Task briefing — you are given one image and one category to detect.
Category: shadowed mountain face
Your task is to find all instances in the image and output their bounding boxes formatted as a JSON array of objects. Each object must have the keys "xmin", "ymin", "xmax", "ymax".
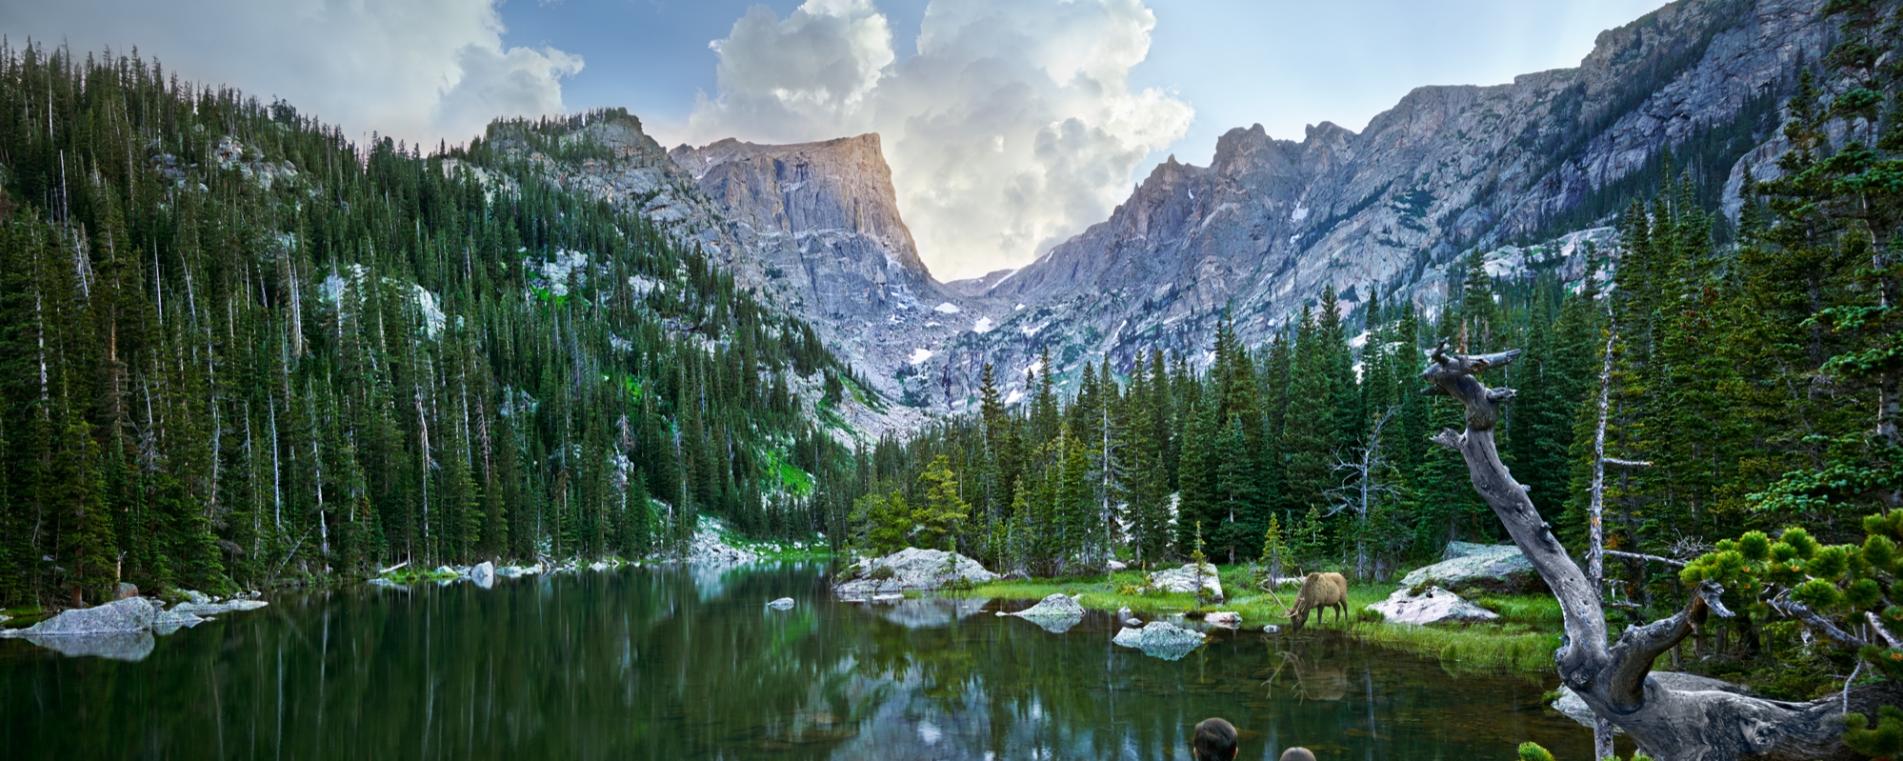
[{"xmin": 487, "ymin": 0, "xmax": 1837, "ymax": 425}]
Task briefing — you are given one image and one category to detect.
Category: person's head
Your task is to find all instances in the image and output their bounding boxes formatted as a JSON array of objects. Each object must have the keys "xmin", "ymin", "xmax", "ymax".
[
  {"xmin": 1191, "ymin": 718, "xmax": 1238, "ymax": 761},
  {"xmin": 1279, "ymin": 747, "xmax": 1317, "ymax": 761}
]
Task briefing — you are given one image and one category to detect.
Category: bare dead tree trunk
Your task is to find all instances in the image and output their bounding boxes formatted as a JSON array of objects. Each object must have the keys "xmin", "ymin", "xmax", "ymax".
[{"xmin": 1420, "ymin": 341, "xmax": 1898, "ymax": 761}]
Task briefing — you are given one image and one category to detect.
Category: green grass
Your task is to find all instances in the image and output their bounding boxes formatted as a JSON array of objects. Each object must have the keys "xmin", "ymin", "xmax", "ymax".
[
  {"xmin": 760, "ymin": 447, "xmax": 815, "ymax": 497},
  {"xmin": 952, "ymin": 565, "xmax": 1562, "ymax": 675}
]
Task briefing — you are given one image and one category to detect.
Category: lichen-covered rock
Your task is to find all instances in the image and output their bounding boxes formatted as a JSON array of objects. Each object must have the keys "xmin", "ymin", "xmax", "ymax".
[
  {"xmin": 1112, "ymin": 621, "xmax": 1206, "ymax": 661},
  {"xmin": 834, "ymin": 548, "xmax": 998, "ymax": 600},
  {"xmin": 1367, "ymin": 586, "xmax": 1499, "ymax": 625},
  {"xmin": 1145, "ymin": 563, "xmax": 1224, "ymax": 602},
  {"xmin": 1552, "ymin": 672, "xmax": 1751, "ymax": 731},
  {"xmin": 1400, "ymin": 542, "xmax": 1539, "ymax": 593}
]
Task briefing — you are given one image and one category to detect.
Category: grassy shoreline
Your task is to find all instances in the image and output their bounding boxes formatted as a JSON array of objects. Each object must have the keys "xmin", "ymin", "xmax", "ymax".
[{"xmin": 948, "ymin": 565, "xmax": 1563, "ymax": 675}]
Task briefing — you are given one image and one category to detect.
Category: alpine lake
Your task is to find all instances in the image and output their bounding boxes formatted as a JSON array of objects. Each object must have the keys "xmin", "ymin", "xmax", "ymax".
[{"xmin": 0, "ymin": 563, "xmax": 1591, "ymax": 759}]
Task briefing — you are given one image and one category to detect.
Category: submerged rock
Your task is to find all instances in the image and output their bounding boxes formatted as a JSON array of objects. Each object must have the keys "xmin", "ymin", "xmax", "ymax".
[
  {"xmin": 1400, "ymin": 542, "xmax": 1539, "ymax": 594},
  {"xmin": 1367, "ymin": 586, "xmax": 1499, "ymax": 625},
  {"xmin": 1144, "ymin": 563, "xmax": 1224, "ymax": 602},
  {"xmin": 171, "ymin": 598, "xmax": 268, "ymax": 618},
  {"xmin": 1203, "ymin": 611, "xmax": 1242, "ymax": 627},
  {"xmin": 1112, "ymin": 621, "xmax": 1206, "ymax": 661},
  {"xmin": 1004, "ymin": 593, "xmax": 1085, "ymax": 634},
  {"xmin": 471, "ymin": 561, "xmax": 496, "ymax": 589},
  {"xmin": 834, "ymin": 548, "xmax": 998, "ymax": 600},
  {"xmin": 766, "ymin": 597, "xmax": 796, "ymax": 610}
]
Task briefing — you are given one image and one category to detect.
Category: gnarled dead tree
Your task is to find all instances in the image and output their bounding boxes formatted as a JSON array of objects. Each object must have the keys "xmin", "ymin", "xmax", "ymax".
[{"xmin": 1421, "ymin": 341, "xmax": 1899, "ymax": 761}]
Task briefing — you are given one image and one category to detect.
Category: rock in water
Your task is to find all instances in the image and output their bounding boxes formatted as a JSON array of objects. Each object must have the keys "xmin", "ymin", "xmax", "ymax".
[
  {"xmin": 470, "ymin": 561, "xmax": 496, "ymax": 589},
  {"xmin": 152, "ymin": 608, "xmax": 207, "ymax": 636},
  {"xmin": 766, "ymin": 597, "xmax": 796, "ymax": 610},
  {"xmin": 1112, "ymin": 621, "xmax": 1206, "ymax": 661},
  {"xmin": 1144, "ymin": 563, "xmax": 1224, "ymax": 602},
  {"xmin": 114, "ymin": 583, "xmax": 140, "ymax": 600},
  {"xmin": 1399, "ymin": 542, "xmax": 1539, "ymax": 594},
  {"xmin": 1552, "ymin": 672, "xmax": 1751, "ymax": 731},
  {"xmin": 1204, "ymin": 611, "xmax": 1242, "ymax": 627},
  {"xmin": 833, "ymin": 548, "xmax": 999, "ymax": 600},
  {"xmin": 23, "ymin": 630, "xmax": 155, "ymax": 661},
  {"xmin": 1006, "ymin": 593, "xmax": 1085, "ymax": 634},
  {"xmin": 2, "ymin": 598, "xmax": 157, "ymax": 637},
  {"xmin": 170, "ymin": 598, "xmax": 269, "ymax": 618},
  {"xmin": 1367, "ymin": 586, "xmax": 1499, "ymax": 625}
]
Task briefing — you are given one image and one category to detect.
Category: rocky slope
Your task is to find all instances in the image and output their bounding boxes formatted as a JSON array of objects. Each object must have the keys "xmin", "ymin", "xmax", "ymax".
[
  {"xmin": 483, "ymin": 0, "xmax": 1846, "ymax": 424},
  {"xmin": 921, "ymin": 0, "xmax": 1837, "ymax": 404}
]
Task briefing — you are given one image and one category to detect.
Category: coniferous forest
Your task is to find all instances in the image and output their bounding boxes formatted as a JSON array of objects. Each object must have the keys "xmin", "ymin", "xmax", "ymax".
[{"xmin": 0, "ymin": 44, "xmax": 864, "ymax": 607}]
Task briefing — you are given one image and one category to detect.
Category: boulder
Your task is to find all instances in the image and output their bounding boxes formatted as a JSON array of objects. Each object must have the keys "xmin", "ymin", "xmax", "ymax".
[
  {"xmin": 1552, "ymin": 672, "xmax": 1751, "ymax": 731},
  {"xmin": 1106, "ymin": 559, "xmax": 1128, "ymax": 572},
  {"xmin": 171, "ymin": 598, "xmax": 268, "ymax": 618},
  {"xmin": 1004, "ymin": 593, "xmax": 1085, "ymax": 634},
  {"xmin": 1204, "ymin": 611, "xmax": 1242, "ymax": 627},
  {"xmin": 1, "ymin": 598, "xmax": 156, "ymax": 638},
  {"xmin": 1112, "ymin": 621, "xmax": 1206, "ymax": 661},
  {"xmin": 114, "ymin": 582, "xmax": 141, "ymax": 600},
  {"xmin": 834, "ymin": 548, "xmax": 998, "ymax": 600},
  {"xmin": 1400, "ymin": 542, "xmax": 1539, "ymax": 593},
  {"xmin": 152, "ymin": 608, "xmax": 208, "ymax": 636},
  {"xmin": 1124, "ymin": 617, "xmax": 1143, "ymax": 627},
  {"xmin": 1367, "ymin": 586, "xmax": 1499, "ymax": 625},
  {"xmin": 1144, "ymin": 563, "xmax": 1224, "ymax": 602},
  {"xmin": 470, "ymin": 561, "xmax": 496, "ymax": 589},
  {"xmin": 180, "ymin": 589, "xmax": 213, "ymax": 606},
  {"xmin": 766, "ymin": 597, "xmax": 796, "ymax": 610}
]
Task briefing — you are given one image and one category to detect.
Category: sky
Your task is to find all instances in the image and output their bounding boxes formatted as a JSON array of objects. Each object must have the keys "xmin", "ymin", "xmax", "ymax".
[{"xmin": 2, "ymin": 0, "xmax": 1668, "ymax": 280}]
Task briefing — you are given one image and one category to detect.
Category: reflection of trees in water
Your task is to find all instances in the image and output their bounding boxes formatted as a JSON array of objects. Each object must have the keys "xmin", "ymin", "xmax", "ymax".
[{"xmin": 0, "ymin": 569, "xmax": 1593, "ymax": 760}]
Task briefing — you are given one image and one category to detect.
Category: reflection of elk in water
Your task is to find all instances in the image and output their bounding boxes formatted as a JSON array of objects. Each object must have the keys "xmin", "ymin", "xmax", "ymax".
[
  {"xmin": 1287, "ymin": 572, "xmax": 1347, "ymax": 632},
  {"xmin": 1261, "ymin": 652, "xmax": 1348, "ymax": 702}
]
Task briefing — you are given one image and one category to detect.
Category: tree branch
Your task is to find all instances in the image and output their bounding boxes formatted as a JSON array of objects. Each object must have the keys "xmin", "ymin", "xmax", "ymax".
[
  {"xmin": 1605, "ymin": 549, "xmax": 1687, "ymax": 568},
  {"xmin": 1765, "ymin": 595, "xmax": 1869, "ymax": 649}
]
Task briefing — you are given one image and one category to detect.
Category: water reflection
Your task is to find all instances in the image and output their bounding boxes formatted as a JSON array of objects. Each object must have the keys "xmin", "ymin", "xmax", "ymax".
[{"xmin": 0, "ymin": 565, "xmax": 1589, "ymax": 760}]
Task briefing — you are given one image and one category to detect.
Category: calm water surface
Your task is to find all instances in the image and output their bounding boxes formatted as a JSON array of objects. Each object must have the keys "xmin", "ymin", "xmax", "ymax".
[{"xmin": 0, "ymin": 564, "xmax": 1591, "ymax": 760}]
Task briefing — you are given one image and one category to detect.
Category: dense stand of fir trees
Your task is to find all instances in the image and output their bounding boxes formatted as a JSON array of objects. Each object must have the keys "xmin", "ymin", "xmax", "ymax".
[{"xmin": 0, "ymin": 44, "xmax": 866, "ymax": 607}]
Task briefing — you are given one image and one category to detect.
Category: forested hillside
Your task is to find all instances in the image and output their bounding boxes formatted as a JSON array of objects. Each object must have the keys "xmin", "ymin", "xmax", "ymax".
[{"xmin": 0, "ymin": 44, "xmax": 860, "ymax": 606}]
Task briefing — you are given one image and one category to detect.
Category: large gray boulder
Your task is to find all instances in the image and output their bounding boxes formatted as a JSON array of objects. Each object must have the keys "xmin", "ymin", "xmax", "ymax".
[
  {"xmin": 834, "ymin": 548, "xmax": 998, "ymax": 600},
  {"xmin": 1004, "ymin": 593, "xmax": 1085, "ymax": 634},
  {"xmin": 1552, "ymin": 672, "xmax": 1751, "ymax": 731},
  {"xmin": 171, "ymin": 598, "xmax": 268, "ymax": 618},
  {"xmin": 1, "ymin": 598, "xmax": 157, "ymax": 637},
  {"xmin": 1112, "ymin": 621, "xmax": 1206, "ymax": 661},
  {"xmin": 1144, "ymin": 563, "xmax": 1224, "ymax": 602},
  {"xmin": 766, "ymin": 597, "xmax": 796, "ymax": 610},
  {"xmin": 1400, "ymin": 542, "xmax": 1539, "ymax": 593},
  {"xmin": 1367, "ymin": 586, "xmax": 1499, "ymax": 625}
]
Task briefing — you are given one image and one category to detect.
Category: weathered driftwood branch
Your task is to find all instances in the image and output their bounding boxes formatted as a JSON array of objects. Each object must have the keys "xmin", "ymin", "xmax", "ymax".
[
  {"xmin": 1421, "ymin": 343, "xmax": 1899, "ymax": 761},
  {"xmin": 1605, "ymin": 549, "xmax": 1688, "ymax": 568}
]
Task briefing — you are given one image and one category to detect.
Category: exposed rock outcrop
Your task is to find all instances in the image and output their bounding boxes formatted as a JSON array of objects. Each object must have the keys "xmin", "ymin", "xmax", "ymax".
[
  {"xmin": 1003, "ymin": 593, "xmax": 1086, "ymax": 634},
  {"xmin": 834, "ymin": 548, "xmax": 998, "ymax": 601},
  {"xmin": 1400, "ymin": 542, "xmax": 1540, "ymax": 593},
  {"xmin": 1367, "ymin": 585, "xmax": 1500, "ymax": 625},
  {"xmin": 1144, "ymin": 563, "xmax": 1224, "ymax": 601}
]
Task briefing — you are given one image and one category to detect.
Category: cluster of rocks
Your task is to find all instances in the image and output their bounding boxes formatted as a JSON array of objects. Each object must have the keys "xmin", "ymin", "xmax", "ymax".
[
  {"xmin": 0, "ymin": 590, "xmax": 269, "ymax": 661},
  {"xmin": 1143, "ymin": 563, "xmax": 1224, "ymax": 602},
  {"xmin": 686, "ymin": 524, "xmax": 759, "ymax": 566},
  {"xmin": 833, "ymin": 548, "xmax": 999, "ymax": 601},
  {"xmin": 1112, "ymin": 621, "xmax": 1206, "ymax": 661}
]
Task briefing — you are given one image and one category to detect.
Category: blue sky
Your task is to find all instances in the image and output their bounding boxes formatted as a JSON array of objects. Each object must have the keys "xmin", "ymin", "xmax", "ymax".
[{"xmin": 3, "ymin": 0, "xmax": 1671, "ymax": 278}]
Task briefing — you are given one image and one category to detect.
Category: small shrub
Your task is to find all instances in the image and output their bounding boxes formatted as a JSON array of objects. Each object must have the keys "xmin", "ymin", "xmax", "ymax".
[{"xmin": 870, "ymin": 565, "xmax": 896, "ymax": 581}]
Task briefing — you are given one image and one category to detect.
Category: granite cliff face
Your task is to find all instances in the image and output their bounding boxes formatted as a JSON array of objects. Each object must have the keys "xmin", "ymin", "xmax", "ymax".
[
  {"xmin": 482, "ymin": 0, "xmax": 1845, "ymax": 425},
  {"xmin": 928, "ymin": 0, "xmax": 1837, "ymax": 408}
]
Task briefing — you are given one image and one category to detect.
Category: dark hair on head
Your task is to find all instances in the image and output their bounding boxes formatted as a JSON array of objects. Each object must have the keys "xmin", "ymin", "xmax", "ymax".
[
  {"xmin": 1279, "ymin": 747, "xmax": 1317, "ymax": 761},
  {"xmin": 1192, "ymin": 718, "xmax": 1238, "ymax": 761}
]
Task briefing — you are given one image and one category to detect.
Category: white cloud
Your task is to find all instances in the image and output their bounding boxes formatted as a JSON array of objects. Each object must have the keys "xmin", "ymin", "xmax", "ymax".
[
  {"xmin": 685, "ymin": 0, "xmax": 1191, "ymax": 280},
  {"xmin": 0, "ymin": 0, "xmax": 581, "ymax": 147}
]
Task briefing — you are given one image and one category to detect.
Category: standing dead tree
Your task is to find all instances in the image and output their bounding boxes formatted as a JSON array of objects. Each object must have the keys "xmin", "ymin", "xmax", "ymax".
[{"xmin": 1420, "ymin": 340, "xmax": 1899, "ymax": 761}]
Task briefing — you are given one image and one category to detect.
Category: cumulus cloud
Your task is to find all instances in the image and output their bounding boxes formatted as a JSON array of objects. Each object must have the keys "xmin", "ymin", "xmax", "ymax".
[
  {"xmin": 0, "ymin": 0, "xmax": 581, "ymax": 146},
  {"xmin": 685, "ymin": 0, "xmax": 1192, "ymax": 280}
]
